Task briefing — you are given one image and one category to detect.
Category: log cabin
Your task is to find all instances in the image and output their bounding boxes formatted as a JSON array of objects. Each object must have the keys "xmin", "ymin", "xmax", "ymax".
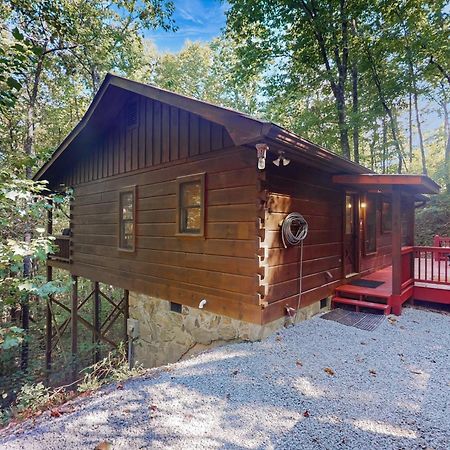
[{"xmin": 35, "ymin": 74, "xmax": 447, "ymax": 369}]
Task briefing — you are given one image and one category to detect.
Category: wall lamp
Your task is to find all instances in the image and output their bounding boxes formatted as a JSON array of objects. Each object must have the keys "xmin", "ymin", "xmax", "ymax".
[
  {"xmin": 273, "ymin": 151, "xmax": 290, "ymax": 167},
  {"xmin": 256, "ymin": 143, "xmax": 268, "ymax": 170}
]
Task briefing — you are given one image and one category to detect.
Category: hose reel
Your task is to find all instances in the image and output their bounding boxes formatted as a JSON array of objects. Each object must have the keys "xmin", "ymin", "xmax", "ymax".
[
  {"xmin": 280, "ymin": 212, "xmax": 308, "ymax": 248},
  {"xmin": 280, "ymin": 212, "xmax": 309, "ymax": 322}
]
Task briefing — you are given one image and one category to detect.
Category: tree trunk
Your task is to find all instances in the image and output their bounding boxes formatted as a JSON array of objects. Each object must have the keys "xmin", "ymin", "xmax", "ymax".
[
  {"xmin": 336, "ymin": 89, "xmax": 351, "ymax": 159},
  {"xmin": 351, "ymin": 59, "xmax": 359, "ymax": 163},
  {"xmin": 409, "ymin": 61, "xmax": 427, "ymax": 175},
  {"xmin": 21, "ymin": 54, "xmax": 44, "ymax": 371},
  {"xmin": 408, "ymin": 92, "xmax": 413, "ymax": 164},
  {"xmin": 443, "ymin": 95, "xmax": 450, "ymax": 193},
  {"xmin": 382, "ymin": 115, "xmax": 387, "ymax": 174}
]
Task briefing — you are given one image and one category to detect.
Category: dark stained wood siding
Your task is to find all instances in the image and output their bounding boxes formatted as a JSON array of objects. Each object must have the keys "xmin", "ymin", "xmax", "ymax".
[
  {"xmin": 261, "ymin": 163, "xmax": 344, "ymax": 323},
  {"xmin": 59, "ymin": 94, "xmax": 235, "ymax": 188},
  {"xmin": 65, "ymin": 148, "xmax": 261, "ymax": 324}
]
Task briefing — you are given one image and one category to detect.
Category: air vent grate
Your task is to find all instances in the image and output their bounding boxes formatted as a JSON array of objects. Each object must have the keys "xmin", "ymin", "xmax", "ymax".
[{"xmin": 126, "ymin": 101, "xmax": 138, "ymax": 128}]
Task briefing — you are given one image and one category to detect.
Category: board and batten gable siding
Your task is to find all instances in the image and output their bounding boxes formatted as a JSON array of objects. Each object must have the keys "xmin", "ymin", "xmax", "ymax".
[
  {"xmin": 52, "ymin": 93, "xmax": 263, "ymax": 324},
  {"xmin": 59, "ymin": 94, "xmax": 235, "ymax": 187}
]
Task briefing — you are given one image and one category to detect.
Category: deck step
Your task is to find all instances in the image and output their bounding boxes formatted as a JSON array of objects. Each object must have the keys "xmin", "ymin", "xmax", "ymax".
[{"xmin": 332, "ymin": 296, "xmax": 391, "ymax": 315}]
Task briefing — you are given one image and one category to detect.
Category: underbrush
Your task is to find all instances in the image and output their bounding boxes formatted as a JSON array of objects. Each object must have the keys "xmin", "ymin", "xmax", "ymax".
[
  {"xmin": 415, "ymin": 192, "xmax": 450, "ymax": 245},
  {"xmin": 0, "ymin": 345, "xmax": 143, "ymax": 427}
]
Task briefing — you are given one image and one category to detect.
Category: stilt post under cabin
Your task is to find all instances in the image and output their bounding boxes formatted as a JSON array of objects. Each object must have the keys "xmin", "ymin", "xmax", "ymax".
[
  {"xmin": 93, "ymin": 281, "xmax": 100, "ymax": 363},
  {"xmin": 391, "ymin": 187, "xmax": 402, "ymax": 314},
  {"xmin": 124, "ymin": 289, "xmax": 129, "ymax": 357},
  {"xmin": 71, "ymin": 275, "xmax": 78, "ymax": 382},
  {"xmin": 45, "ymin": 200, "xmax": 53, "ymax": 378}
]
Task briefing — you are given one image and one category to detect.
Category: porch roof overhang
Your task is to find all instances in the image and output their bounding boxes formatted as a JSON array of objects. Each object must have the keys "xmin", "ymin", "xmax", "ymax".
[{"xmin": 332, "ymin": 174, "xmax": 440, "ymax": 195}]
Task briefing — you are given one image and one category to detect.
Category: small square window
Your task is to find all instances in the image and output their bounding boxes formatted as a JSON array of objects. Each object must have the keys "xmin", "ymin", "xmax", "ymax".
[
  {"xmin": 176, "ymin": 173, "xmax": 205, "ymax": 236},
  {"xmin": 118, "ymin": 186, "xmax": 136, "ymax": 251}
]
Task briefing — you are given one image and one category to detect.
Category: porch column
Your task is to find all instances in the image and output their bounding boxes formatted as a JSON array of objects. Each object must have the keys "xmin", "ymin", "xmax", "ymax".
[{"xmin": 391, "ymin": 187, "xmax": 402, "ymax": 314}]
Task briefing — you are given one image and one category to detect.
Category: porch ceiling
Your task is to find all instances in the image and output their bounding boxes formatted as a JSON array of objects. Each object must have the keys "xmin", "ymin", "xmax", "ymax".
[{"xmin": 332, "ymin": 174, "xmax": 440, "ymax": 195}]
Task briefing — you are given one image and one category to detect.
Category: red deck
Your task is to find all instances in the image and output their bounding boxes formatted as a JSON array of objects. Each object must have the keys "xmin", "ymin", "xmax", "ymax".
[{"xmin": 333, "ymin": 246, "xmax": 450, "ymax": 315}]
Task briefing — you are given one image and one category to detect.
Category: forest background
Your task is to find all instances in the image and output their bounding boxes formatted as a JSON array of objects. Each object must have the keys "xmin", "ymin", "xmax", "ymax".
[{"xmin": 0, "ymin": 0, "xmax": 448, "ymax": 418}]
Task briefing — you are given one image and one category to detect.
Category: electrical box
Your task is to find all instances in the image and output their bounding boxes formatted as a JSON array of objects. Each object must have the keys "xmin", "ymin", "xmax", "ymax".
[{"xmin": 127, "ymin": 318, "xmax": 139, "ymax": 339}]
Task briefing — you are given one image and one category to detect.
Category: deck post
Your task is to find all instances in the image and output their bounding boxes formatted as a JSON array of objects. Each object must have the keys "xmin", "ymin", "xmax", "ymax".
[
  {"xmin": 93, "ymin": 281, "xmax": 101, "ymax": 363},
  {"xmin": 124, "ymin": 289, "xmax": 129, "ymax": 357},
  {"xmin": 71, "ymin": 275, "xmax": 78, "ymax": 382},
  {"xmin": 391, "ymin": 187, "xmax": 402, "ymax": 314},
  {"xmin": 45, "ymin": 201, "xmax": 53, "ymax": 379},
  {"xmin": 45, "ymin": 265, "xmax": 53, "ymax": 378}
]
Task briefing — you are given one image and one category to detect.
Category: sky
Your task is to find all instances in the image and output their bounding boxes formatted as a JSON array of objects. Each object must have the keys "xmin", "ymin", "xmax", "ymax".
[{"xmin": 145, "ymin": 0, "xmax": 228, "ymax": 53}]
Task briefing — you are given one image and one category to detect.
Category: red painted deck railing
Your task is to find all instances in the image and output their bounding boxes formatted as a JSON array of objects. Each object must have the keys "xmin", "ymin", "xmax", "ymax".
[
  {"xmin": 433, "ymin": 235, "xmax": 450, "ymax": 261},
  {"xmin": 413, "ymin": 246, "xmax": 449, "ymax": 285}
]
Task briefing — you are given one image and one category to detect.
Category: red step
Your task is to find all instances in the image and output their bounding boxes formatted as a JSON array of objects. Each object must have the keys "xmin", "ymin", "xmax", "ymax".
[{"xmin": 332, "ymin": 296, "xmax": 391, "ymax": 315}]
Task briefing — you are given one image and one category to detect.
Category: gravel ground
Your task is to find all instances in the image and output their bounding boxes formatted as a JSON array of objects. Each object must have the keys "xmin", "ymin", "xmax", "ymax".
[{"xmin": 1, "ymin": 307, "xmax": 449, "ymax": 450}]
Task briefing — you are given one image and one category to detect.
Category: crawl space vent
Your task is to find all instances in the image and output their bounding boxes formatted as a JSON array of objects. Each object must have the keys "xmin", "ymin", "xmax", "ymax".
[{"xmin": 170, "ymin": 302, "xmax": 182, "ymax": 314}]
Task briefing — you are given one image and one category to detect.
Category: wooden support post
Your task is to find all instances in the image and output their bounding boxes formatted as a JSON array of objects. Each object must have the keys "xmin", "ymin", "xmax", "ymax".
[
  {"xmin": 93, "ymin": 282, "xmax": 100, "ymax": 363},
  {"xmin": 123, "ymin": 290, "xmax": 129, "ymax": 357},
  {"xmin": 45, "ymin": 266, "xmax": 53, "ymax": 377},
  {"xmin": 71, "ymin": 275, "xmax": 78, "ymax": 381},
  {"xmin": 391, "ymin": 187, "xmax": 402, "ymax": 315},
  {"xmin": 45, "ymin": 201, "xmax": 53, "ymax": 377}
]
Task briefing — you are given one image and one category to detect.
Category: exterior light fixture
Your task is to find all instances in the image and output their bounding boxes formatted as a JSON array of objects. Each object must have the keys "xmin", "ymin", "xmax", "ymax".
[
  {"xmin": 273, "ymin": 151, "xmax": 290, "ymax": 167},
  {"xmin": 360, "ymin": 202, "xmax": 367, "ymax": 208},
  {"xmin": 256, "ymin": 143, "xmax": 268, "ymax": 170}
]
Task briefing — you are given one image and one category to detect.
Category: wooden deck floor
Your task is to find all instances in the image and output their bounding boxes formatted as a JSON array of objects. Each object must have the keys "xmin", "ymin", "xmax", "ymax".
[{"xmin": 336, "ymin": 262, "xmax": 450, "ymax": 312}]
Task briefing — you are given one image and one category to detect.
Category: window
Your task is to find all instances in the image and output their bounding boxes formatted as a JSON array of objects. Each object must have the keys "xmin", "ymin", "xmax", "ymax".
[
  {"xmin": 364, "ymin": 194, "xmax": 377, "ymax": 254},
  {"xmin": 176, "ymin": 173, "xmax": 205, "ymax": 236},
  {"xmin": 381, "ymin": 200, "xmax": 392, "ymax": 233},
  {"xmin": 118, "ymin": 186, "xmax": 136, "ymax": 251}
]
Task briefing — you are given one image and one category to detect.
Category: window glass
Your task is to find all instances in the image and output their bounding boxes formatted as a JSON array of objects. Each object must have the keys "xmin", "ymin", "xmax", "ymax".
[
  {"xmin": 382, "ymin": 201, "xmax": 392, "ymax": 233},
  {"xmin": 365, "ymin": 194, "xmax": 377, "ymax": 254},
  {"xmin": 177, "ymin": 174, "xmax": 204, "ymax": 235},
  {"xmin": 345, "ymin": 194, "xmax": 354, "ymax": 235},
  {"xmin": 180, "ymin": 181, "xmax": 201, "ymax": 233},
  {"xmin": 119, "ymin": 189, "xmax": 135, "ymax": 250}
]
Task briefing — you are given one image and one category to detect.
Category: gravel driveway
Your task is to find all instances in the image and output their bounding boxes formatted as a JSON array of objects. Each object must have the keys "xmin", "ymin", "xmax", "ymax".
[{"xmin": 1, "ymin": 307, "xmax": 449, "ymax": 449}]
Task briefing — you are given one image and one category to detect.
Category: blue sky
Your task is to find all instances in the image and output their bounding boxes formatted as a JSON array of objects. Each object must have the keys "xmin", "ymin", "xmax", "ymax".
[{"xmin": 145, "ymin": 0, "xmax": 228, "ymax": 53}]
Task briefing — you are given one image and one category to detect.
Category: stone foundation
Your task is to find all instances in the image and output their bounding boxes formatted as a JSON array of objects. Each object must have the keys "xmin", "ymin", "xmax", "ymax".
[{"xmin": 128, "ymin": 292, "xmax": 329, "ymax": 368}]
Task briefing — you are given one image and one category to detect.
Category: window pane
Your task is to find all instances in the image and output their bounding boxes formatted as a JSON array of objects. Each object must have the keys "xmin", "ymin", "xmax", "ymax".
[
  {"xmin": 382, "ymin": 201, "xmax": 392, "ymax": 233},
  {"xmin": 365, "ymin": 195, "xmax": 377, "ymax": 254},
  {"xmin": 182, "ymin": 207, "xmax": 201, "ymax": 232},
  {"xmin": 121, "ymin": 221, "xmax": 134, "ymax": 249},
  {"xmin": 181, "ymin": 182, "xmax": 201, "ymax": 207},
  {"xmin": 121, "ymin": 192, "xmax": 134, "ymax": 220},
  {"xmin": 345, "ymin": 195, "xmax": 354, "ymax": 235}
]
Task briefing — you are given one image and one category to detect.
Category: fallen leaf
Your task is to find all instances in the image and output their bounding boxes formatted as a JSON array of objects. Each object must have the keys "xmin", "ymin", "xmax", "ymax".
[
  {"xmin": 50, "ymin": 409, "xmax": 61, "ymax": 418},
  {"xmin": 324, "ymin": 367, "xmax": 335, "ymax": 376},
  {"xmin": 410, "ymin": 370, "xmax": 422, "ymax": 375},
  {"xmin": 231, "ymin": 369, "xmax": 239, "ymax": 376},
  {"xmin": 116, "ymin": 383, "xmax": 124, "ymax": 390},
  {"xmin": 95, "ymin": 442, "xmax": 112, "ymax": 450},
  {"xmin": 150, "ymin": 404, "xmax": 158, "ymax": 412},
  {"xmin": 369, "ymin": 369, "xmax": 377, "ymax": 377},
  {"xmin": 296, "ymin": 360, "xmax": 303, "ymax": 367},
  {"xmin": 275, "ymin": 336, "xmax": 282, "ymax": 342},
  {"xmin": 303, "ymin": 410, "xmax": 310, "ymax": 417}
]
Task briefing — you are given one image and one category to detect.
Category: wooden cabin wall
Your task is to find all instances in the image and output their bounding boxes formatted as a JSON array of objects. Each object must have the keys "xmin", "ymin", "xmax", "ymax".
[
  {"xmin": 261, "ymin": 162, "xmax": 344, "ymax": 323},
  {"xmin": 52, "ymin": 93, "xmax": 263, "ymax": 324}
]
